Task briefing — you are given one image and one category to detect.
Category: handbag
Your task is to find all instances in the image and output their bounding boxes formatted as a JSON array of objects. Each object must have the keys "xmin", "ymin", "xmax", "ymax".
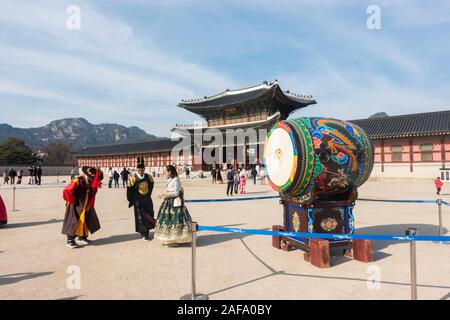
[
  {"xmin": 173, "ymin": 187, "xmax": 184, "ymax": 208},
  {"xmin": 173, "ymin": 196, "xmax": 182, "ymax": 208}
]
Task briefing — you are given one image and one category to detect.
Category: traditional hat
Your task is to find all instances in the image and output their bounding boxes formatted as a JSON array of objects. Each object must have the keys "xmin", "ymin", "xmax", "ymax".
[
  {"xmin": 82, "ymin": 166, "xmax": 98, "ymax": 178},
  {"xmin": 81, "ymin": 166, "xmax": 103, "ymax": 188},
  {"xmin": 137, "ymin": 157, "xmax": 145, "ymax": 169}
]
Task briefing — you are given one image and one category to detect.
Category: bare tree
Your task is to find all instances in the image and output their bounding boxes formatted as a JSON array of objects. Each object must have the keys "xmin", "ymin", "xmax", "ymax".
[{"xmin": 41, "ymin": 141, "xmax": 73, "ymax": 165}]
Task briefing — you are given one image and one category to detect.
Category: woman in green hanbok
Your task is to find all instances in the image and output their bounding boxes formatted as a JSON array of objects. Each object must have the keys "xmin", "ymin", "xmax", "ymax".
[{"xmin": 154, "ymin": 165, "xmax": 192, "ymax": 245}]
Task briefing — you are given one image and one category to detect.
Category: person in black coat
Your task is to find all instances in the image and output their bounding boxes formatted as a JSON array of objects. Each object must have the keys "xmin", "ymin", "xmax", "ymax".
[
  {"xmin": 127, "ymin": 158, "xmax": 155, "ymax": 241},
  {"xmin": 8, "ymin": 168, "xmax": 17, "ymax": 185},
  {"xmin": 120, "ymin": 167, "xmax": 129, "ymax": 188},
  {"xmin": 37, "ymin": 166, "xmax": 42, "ymax": 185},
  {"xmin": 113, "ymin": 170, "xmax": 120, "ymax": 188}
]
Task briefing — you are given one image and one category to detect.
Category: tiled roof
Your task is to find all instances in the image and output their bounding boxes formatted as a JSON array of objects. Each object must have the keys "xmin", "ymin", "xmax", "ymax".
[
  {"xmin": 350, "ymin": 110, "xmax": 450, "ymax": 138},
  {"xmin": 178, "ymin": 82, "xmax": 315, "ymax": 111},
  {"xmin": 75, "ymin": 139, "xmax": 180, "ymax": 156}
]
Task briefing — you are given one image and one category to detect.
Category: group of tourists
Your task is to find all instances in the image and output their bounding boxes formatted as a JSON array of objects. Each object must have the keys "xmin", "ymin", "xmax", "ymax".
[
  {"xmin": 105, "ymin": 167, "xmax": 132, "ymax": 188},
  {"xmin": 61, "ymin": 159, "xmax": 192, "ymax": 249},
  {"xmin": 209, "ymin": 163, "xmax": 267, "ymax": 196},
  {"xmin": 226, "ymin": 166, "xmax": 248, "ymax": 196},
  {"xmin": 2, "ymin": 166, "xmax": 42, "ymax": 185}
]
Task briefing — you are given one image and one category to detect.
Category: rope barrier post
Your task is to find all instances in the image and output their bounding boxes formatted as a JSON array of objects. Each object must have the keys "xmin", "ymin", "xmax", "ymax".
[
  {"xmin": 406, "ymin": 228, "xmax": 418, "ymax": 300},
  {"xmin": 56, "ymin": 171, "xmax": 60, "ymax": 184},
  {"xmin": 13, "ymin": 186, "xmax": 16, "ymax": 212},
  {"xmin": 437, "ymin": 199, "xmax": 443, "ymax": 237},
  {"xmin": 180, "ymin": 222, "xmax": 208, "ymax": 300}
]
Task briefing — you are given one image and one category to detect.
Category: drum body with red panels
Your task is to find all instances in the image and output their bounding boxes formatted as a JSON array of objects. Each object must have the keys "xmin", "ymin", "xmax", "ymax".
[{"xmin": 264, "ymin": 117, "xmax": 374, "ymax": 199}]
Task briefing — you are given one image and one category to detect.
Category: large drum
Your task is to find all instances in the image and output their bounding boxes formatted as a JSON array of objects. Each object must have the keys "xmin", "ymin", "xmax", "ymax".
[{"xmin": 264, "ymin": 117, "xmax": 374, "ymax": 198}]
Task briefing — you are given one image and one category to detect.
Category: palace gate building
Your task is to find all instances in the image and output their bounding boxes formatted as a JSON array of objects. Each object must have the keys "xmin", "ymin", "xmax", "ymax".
[{"xmin": 172, "ymin": 81, "xmax": 316, "ymax": 170}]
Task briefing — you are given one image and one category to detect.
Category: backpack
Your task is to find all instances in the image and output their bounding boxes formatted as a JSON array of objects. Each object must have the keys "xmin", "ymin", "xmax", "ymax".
[{"xmin": 227, "ymin": 170, "xmax": 234, "ymax": 181}]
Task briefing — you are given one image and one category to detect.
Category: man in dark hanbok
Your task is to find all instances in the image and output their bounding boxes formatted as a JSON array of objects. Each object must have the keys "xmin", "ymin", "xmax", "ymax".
[{"xmin": 127, "ymin": 158, "xmax": 155, "ymax": 241}]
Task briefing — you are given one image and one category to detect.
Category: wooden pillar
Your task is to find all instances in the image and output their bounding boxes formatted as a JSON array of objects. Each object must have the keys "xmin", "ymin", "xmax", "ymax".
[
  {"xmin": 244, "ymin": 143, "xmax": 248, "ymax": 169},
  {"xmin": 191, "ymin": 144, "xmax": 195, "ymax": 168},
  {"xmin": 272, "ymin": 225, "xmax": 283, "ymax": 249},
  {"xmin": 233, "ymin": 145, "xmax": 238, "ymax": 169},
  {"xmin": 381, "ymin": 139, "xmax": 385, "ymax": 173},
  {"xmin": 304, "ymin": 239, "xmax": 330, "ymax": 268},
  {"xmin": 441, "ymin": 135, "xmax": 446, "ymax": 169},
  {"xmin": 352, "ymin": 240, "xmax": 373, "ymax": 262},
  {"xmin": 409, "ymin": 137, "xmax": 414, "ymax": 172}
]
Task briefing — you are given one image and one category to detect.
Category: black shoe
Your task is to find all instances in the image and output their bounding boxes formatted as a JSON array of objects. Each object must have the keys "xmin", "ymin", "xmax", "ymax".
[
  {"xmin": 66, "ymin": 241, "xmax": 78, "ymax": 249},
  {"xmin": 78, "ymin": 237, "xmax": 92, "ymax": 245},
  {"xmin": 142, "ymin": 233, "xmax": 151, "ymax": 241}
]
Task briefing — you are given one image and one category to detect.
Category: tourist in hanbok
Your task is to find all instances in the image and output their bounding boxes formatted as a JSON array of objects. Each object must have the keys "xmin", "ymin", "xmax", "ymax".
[
  {"xmin": 61, "ymin": 166, "xmax": 103, "ymax": 248},
  {"xmin": 127, "ymin": 158, "xmax": 155, "ymax": 241},
  {"xmin": 154, "ymin": 165, "xmax": 192, "ymax": 246}
]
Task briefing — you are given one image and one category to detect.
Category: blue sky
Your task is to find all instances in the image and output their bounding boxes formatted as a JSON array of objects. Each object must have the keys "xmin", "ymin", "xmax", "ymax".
[{"xmin": 0, "ymin": 0, "xmax": 449, "ymax": 137}]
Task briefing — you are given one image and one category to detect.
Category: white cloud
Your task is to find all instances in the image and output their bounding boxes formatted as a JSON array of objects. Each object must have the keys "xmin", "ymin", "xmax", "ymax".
[{"xmin": 0, "ymin": 0, "xmax": 238, "ymax": 135}]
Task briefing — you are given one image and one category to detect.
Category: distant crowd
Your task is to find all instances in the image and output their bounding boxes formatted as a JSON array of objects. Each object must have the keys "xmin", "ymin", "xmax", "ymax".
[
  {"xmin": 100, "ymin": 164, "xmax": 195, "ymax": 189},
  {"xmin": 2, "ymin": 166, "xmax": 43, "ymax": 185},
  {"xmin": 210, "ymin": 163, "xmax": 266, "ymax": 196}
]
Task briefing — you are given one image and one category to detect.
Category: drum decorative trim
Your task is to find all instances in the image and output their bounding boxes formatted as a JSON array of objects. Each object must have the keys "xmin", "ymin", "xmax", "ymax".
[{"xmin": 265, "ymin": 121, "xmax": 298, "ymax": 193}]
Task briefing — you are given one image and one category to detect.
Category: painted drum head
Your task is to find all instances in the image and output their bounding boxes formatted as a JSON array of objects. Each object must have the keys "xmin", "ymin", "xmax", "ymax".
[{"xmin": 264, "ymin": 122, "xmax": 297, "ymax": 192}]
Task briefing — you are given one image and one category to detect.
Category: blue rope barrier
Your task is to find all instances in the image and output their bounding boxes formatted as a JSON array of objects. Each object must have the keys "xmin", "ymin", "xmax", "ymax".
[
  {"xmin": 185, "ymin": 195, "xmax": 280, "ymax": 203},
  {"xmin": 186, "ymin": 195, "xmax": 447, "ymax": 204},
  {"xmin": 197, "ymin": 225, "xmax": 450, "ymax": 242},
  {"xmin": 358, "ymin": 198, "xmax": 437, "ymax": 204}
]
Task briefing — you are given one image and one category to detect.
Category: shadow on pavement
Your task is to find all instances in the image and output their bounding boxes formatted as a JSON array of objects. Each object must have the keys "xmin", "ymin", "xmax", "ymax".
[
  {"xmin": 3, "ymin": 219, "xmax": 63, "ymax": 229},
  {"xmin": 57, "ymin": 296, "xmax": 83, "ymax": 300},
  {"xmin": 197, "ymin": 232, "xmax": 248, "ymax": 247},
  {"xmin": 0, "ymin": 272, "xmax": 53, "ymax": 286},
  {"xmin": 93, "ymin": 233, "xmax": 142, "ymax": 246},
  {"xmin": 440, "ymin": 292, "xmax": 450, "ymax": 300},
  {"xmin": 197, "ymin": 226, "xmax": 268, "ymax": 247},
  {"xmin": 357, "ymin": 223, "xmax": 448, "ymax": 251}
]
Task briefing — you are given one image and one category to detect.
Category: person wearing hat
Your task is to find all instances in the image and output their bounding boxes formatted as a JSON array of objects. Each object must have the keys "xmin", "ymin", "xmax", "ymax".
[
  {"xmin": 127, "ymin": 157, "xmax": 155, "ymax": 241},
  {"xmin": 61, "ymin": 166, "xmax": 103, "ymax": 248}
]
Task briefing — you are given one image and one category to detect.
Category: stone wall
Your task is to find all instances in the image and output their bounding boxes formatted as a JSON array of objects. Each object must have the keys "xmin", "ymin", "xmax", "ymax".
[
  {"xmin": 0, "ymin": 166, "xmax": 76, "ymax": 176},
  {"xmin": 369, "ymin": 163, "xmax": 450, "ymax": 180}
]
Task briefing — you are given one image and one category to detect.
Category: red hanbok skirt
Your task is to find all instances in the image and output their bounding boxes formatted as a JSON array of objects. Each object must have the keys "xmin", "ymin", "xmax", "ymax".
[{"xmin": 0, "ymin": 195, "xmax": 7, "ymax": 225}]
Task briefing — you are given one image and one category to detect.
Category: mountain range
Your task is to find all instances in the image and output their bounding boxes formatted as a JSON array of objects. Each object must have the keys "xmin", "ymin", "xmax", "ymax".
[{"xmin": 0, "ymin": 118, "xmax": 162, "ymax": 151}]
